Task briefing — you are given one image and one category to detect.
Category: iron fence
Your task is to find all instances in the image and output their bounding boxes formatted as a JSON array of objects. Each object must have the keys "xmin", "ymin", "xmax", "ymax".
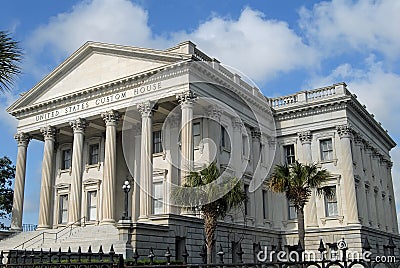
[
  {"xmin": 0, "ymin": 245, "xmax": 123, "ymax": 268},
  {"xmin": 0, "ymin": 237, "xmax": 398, "ymax": 268}
]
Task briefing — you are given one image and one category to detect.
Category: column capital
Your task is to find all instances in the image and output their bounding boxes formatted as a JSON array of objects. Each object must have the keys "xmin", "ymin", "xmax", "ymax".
[
  {"xmin": 14, "ymin": 132, "xmax": 31, "ymax": 147},
  {"xmin": 101, "ymin": 110, "xmax": 120, "ymax": 126},
  {"xmin": 353, "ymin": 133, "xmax": 363, "ymax": 146},
  {"xmin": 137, "ymin": 101, "xmax": 155, "ymax": 117},
  {"xmin": 336, "ymin": 124, "xmax": 353, "ymax": 139},
  {"xmin": 297, "ymin": 130, "xmax": 312, "ymax": 144},
  {"xmin": 40, "ymin": 126, "xmax": 56, "ymax": 141},
  {"xmin": 251, "ymin": 128, "xmax": 261, "ymax": 140},
  {"xmin": 176, "ymin": 90, "xmax": 197, "ymax": 106},
  {"xmin": 69, "ymin": 118, "xmax": 87, "ymax": 133},
  {"xmin": 232, "ymin": 117, "xmax": 243, "ymax": 131},
  {"xmin": 207, "ymin": 105, "xmax": 222, "ymax": 121}
]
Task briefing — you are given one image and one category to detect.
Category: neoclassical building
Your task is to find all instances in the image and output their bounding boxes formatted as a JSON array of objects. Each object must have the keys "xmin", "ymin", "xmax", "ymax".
[{"xmin": 0, "ymin": 41, "xmax": 398, "ymax": 261}]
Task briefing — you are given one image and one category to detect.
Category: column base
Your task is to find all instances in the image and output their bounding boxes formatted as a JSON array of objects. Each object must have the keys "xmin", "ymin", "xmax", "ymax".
[
  {"xmin": 100, "ymin": 219, "xmax": 116, "ymax": 225},
  {"xmin": 137, "ymin": 216, "xmax": 150, "ymax": 222},
  {"xmin": 36, "ymin": 225, "xmax": 52, "ymax": 230},
  {"xmin": 10, "ymin": 227, "xmax": 22, "ymax": 232}
]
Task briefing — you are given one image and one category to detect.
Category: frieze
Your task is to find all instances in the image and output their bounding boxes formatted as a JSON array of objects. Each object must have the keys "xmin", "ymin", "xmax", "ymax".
[{"xmin": 33, "ymin": 81, "xmax": 162, "ymax": 123}]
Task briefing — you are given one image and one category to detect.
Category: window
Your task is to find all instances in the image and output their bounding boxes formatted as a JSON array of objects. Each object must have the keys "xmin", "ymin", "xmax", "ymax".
[
  {"xmin": 153, "ymin": 130, "xmax": 163, "ymax": 154},
  {"xmin": 62, "ymin": 149, "xmax": 72, "ymax": 170},
  {"xmin": 288, "ymin": 202, "xmax": 297, "ymax": 220},
  {"xmin": 193, "ymin": 122, "xmax": 201, "ymax": 147},
  {"xmin": 325, "ymin": 186, "xmax": 338, "ymax": 216},
  {"xmin": 221, "ymin": 126, "xmax": 230, "ymax": 150},
  {"xmin": 283, "ymin": 144, "xmax": 295, "ymax": 165},
  {"xmin": 88, "ymin": 144, "xmax": 99, "ymax": 165},
  {"xmin": 244, "ymin": 184, "xmax": 250, "ymax": 216},
  {"xmin": 175, "ymin": 237, "xmax": 186, "ymax": 261},
  {"xmin": 87, "ymin": 191, "xmax": 97, "ymax": 221},
  {"xmin": 262, "ymin": 190, "xmax": 268, "ymax": 219},
  {"xmin": 152, "ymin": 181, "xmax": 164, "ymax": 214},
  {"xmin": 320, "ymin": 139, "xmax": 333, "ymax": 161},
  {"xmin": 242, "ymin": 136, "xmax": 247, "ymax": 156},
  {"xmin": 59, "ymin": 195, "xmax": 68, "ymax": 224}
]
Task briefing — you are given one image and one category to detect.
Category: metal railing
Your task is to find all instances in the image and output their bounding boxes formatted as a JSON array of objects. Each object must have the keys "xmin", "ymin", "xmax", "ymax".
[
  {"xmin": 1, "ymin": 244, "xmax": 123, "ymax": 267},
  {"xmin": 14, "ymin": 217, "xmax": 86, "ymax": 249}
]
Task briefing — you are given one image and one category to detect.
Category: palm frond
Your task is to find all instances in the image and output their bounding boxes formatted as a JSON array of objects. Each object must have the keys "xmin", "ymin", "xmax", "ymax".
[{"xmin": 0, "ymin": 31, "xmax": 22, "ymax": 93}]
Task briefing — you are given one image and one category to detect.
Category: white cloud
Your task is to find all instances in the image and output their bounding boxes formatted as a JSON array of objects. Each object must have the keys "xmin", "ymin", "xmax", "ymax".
[
  {"xmin": 173, "ymin": 7, "xmax": 318, "ymax": 83},
  {"xmin": 26, "ymin": 2, "xmax": 317, "ymax": 84},
  {"xmin": 27, "ymin": 0, "xmax": 163, "ymax": 60},
  {"xmin": 299, "ymin": 0, "xmax": 400, "ymax": 58}
]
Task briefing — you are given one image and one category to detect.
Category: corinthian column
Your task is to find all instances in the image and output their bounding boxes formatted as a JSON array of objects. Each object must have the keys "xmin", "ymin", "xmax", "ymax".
[
  {"xmin": 101, "ymin": 110, "xmax": 120, "ymax": 224},
  {"xmin": 11, "ymin": 132, "xmax": 31, "ymax": 231},
  {"xmin": 137, "ymin": 101, "xmax": 154, "ymax": 221},
  {"xmin": 37, "ymin": 126, "xmax": 56, "ymax": 229},
  {"xmin": 298, "ymin": 131, "xmax": 318, "ymax": 227},
  {"xmin": 69, "ymin": 118, "xmax": 87, "ymax": 225},
  {"xmin": 336, "ymin": 124, "xmax": 359, "ymax": 224},
  {"xmin": 177, "ymin": 91, "xmax": 197, "ymax": 177}
]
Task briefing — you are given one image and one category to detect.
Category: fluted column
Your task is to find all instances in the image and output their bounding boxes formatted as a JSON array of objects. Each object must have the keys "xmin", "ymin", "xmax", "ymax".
[
  {"xmin": 177, "ymin": 91, "xmax": 197, "ymax": 178},
  {"xmin": 37, "ymin": 126, "xmax": 56, "ymax": 229},
  {"xmin": 137, "ymin": 101, "xmax": 154, "ymax": 221},
  {"xmin": 101, "ymin": 110, "xmax": 120, "ymax": 224},
  {"xmin": 11, "ymin": 132, "xmax": 31, "ymax": 231},
  {"xmin": 298, "ymin": 131, "xmax": 318, "ymax": 227},
  {"xmin": 336, "ymin": 124, "xmax": 359, "ymax": 224},
  {"xmin": 69, "ymin": 118, "xmax": 87, "ymax": 225}
]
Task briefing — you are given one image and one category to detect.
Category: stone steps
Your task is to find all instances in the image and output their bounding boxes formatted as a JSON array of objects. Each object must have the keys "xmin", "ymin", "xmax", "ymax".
[{"xmin": 0, "ymin": 225, "xmax": 121, "ymax": 254}]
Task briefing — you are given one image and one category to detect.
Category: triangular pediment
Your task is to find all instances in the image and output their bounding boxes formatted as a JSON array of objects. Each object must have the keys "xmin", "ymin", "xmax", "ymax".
[{"xmin": 8, "ymin": 41, "xmax": 192, "ymax": 112}]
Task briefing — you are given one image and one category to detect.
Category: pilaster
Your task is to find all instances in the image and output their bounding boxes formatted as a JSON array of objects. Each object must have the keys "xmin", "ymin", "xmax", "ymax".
[{"xmin": 336, "ymin": 124, "xmax": 359, "ymax": 225}]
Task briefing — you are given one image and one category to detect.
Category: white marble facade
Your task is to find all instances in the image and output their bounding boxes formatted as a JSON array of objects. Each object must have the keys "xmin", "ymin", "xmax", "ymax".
[{"xmin": 6, "ymin": 41, "xmax": 399, "ymax": 258}]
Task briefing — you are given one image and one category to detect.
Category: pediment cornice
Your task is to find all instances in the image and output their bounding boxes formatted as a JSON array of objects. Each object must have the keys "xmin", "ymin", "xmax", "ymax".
[
  {"xmin": 8, "ymin": 59, "xmax": 192, "ymax": 119},
  {"xmin": 8, "ymin": 41, "xmax": 192, "ymax": 114}
]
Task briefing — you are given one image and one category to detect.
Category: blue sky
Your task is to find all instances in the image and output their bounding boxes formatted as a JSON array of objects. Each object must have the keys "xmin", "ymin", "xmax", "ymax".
[{"xmin": 0, "ymin": 0, "xmax": 399, "ymax": 226}]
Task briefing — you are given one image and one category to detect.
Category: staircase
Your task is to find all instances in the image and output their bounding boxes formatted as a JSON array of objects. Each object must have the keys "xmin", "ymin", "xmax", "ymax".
[{"xmin": 0, "ymin": 224, "xmax": 123, "ymax": 254}]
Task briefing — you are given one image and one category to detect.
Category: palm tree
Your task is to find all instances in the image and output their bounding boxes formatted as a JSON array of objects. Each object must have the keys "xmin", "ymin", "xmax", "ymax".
[
  {"xmin": 172, "ymin": 162, "xmax": 246, "ymax": 264},
  {"xmin": 268, "ymin": 161, "xmax": 332, "ymax": 249},
  {"xmin": 0, "ymin": 31, "xmax": 22, "ymax": 94}
]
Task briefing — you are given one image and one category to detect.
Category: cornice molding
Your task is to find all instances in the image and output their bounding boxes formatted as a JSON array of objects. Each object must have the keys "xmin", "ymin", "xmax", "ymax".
[
  {"xmin": 274, "ymin": 100, "xmax": 348, "ymax": 121},
  {"xmin": 8, "ymin": 60, "xmax": 192, "ymax": 119}
]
